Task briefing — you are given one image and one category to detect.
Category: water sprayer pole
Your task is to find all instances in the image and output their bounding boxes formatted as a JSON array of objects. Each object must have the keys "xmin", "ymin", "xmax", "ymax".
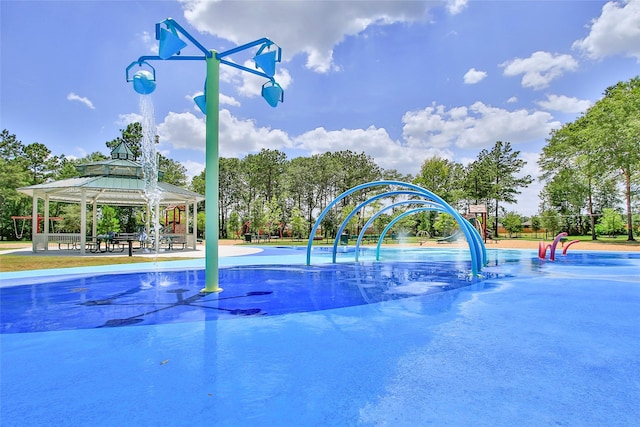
[{"xmin": 202, "ymin": 51, "xmax": 222, "ymax": 293}]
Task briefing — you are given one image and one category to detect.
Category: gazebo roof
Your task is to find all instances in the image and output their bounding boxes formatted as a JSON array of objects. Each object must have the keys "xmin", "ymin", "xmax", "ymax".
[
  {"xmin": 17, "ymin": 142, "xmax": 203, "ymax": 206},
  {"xmin": 18, "ymin": 176, "xmax": 203, "ymax": 206}
]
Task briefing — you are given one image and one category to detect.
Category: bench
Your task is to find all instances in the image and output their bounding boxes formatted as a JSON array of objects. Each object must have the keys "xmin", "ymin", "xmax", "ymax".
[
  {"xmin": 85, "ymin": 241, "xmax": 99, "ymax": 252},
  {"xmin": 54, "ymin": 235, "xmax": 80, "ymax": 250},
  {"xmin": 57, "ymin": 240, "xmax": 78, "ymax": 250},
  {"xmin": 168, "ymin": 237, "xmax": 186, "ymax": 250},
  {"xmin": 160, "ymin": 235, "xmax": 186, "ymax": 251},
  {"xmin": 361, "ymin": 235, "xmax": 380, "ymax": 244}
]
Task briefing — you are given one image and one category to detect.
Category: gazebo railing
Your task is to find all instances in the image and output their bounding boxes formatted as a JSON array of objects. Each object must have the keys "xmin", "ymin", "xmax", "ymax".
[
  {"xmin": 33, "ymin": 233, "xmax": 82, "ymax": 251},
  {"xmin": 32, "ymin": 232, "xmax": 196, "ymax": 252}
]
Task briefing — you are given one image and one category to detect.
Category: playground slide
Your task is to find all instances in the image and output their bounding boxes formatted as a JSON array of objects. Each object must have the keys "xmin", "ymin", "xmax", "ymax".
[{"xmin": 437, "ymin": 229, "xmax": 463, "ymax": 243}]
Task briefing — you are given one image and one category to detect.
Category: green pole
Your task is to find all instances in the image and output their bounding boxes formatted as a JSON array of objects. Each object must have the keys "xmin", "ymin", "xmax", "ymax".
[{"xmin": 202, "ymin": 50, "xmax": 222, "ymax": 293}]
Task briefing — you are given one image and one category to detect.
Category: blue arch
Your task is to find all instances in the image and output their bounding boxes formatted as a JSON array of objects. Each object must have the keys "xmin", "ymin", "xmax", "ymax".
[
  {"xmin": 306, "ymin": 181, "xmax": 486, "ymax": 274},
  {"xmin": 330, "ymin": 190, "xmax": 426, "ymax": 263},
  {"xmin": 372, "ymin": 206, "xmax": 485, "ymax": 264},
  {"xmin": 354, "ymin": 200, "xmax": 442, "ymax": 261}
]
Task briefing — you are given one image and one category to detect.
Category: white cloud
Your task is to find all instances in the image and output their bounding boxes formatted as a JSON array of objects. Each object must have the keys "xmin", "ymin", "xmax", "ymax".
[
  {"xmin": 507, "ymin": 96, "xmax": 518, "ymax": 103},
  {"xmin": 180, "ymin": 0, "xmax": 437, "ymax": 73},
  {"xmin": 463, "ymin": 68, "xmax": 487, "ymax": 84},
  {"xmin": 116, "ymin": 112, "xmax": 143, "ymax": 126},
  {"xmin": 156, "ymin": 110, "xmax": 292, "ymax": 157},
  {"xmin": 157, "ymin": 112, "xmax": 205, "ymax": 151},
  {"xmin": 401, "ymin": 102, "xmax": 560, "ymax": 150},
  {"xmin": 181, "ymin": 159, "xmax": 205, "ymax": 180},
  {"xmin": 236, "ymin": 61, "xmax": 292, "ymax": 99},
  {"xmin": 186, "ymin": 92, "xmax": 241, "ymax": 110},
  {"xmin": 291, "ymin": 101, "xmax": 558, "ymax": 177},
  {"xmin": 217, "ymin": 58, "xmax": 292, "ymax": 99},
  {"xmin": 447, "ymin": 0, "xmax": 469, "ymax": 15},
  {"xmin": 293, "ymin": 125, "xmax": 450, "ymax": 174},
  {"xmin": 573, "ymin": 0, "xmax": 640, "ymax": 62},
  {"xmin": 536, "ymin": 94, "xmax": 592, "ymax": 113},
  {"xmin": 151, "ymin": 98, "xmax": 561, "ymax": 185},
  {"xmin": 501, "ymin": 51, "xmax": 579, "ymax": 90},
  {"xmin": 140, "ymin": 30, "xmax": 159, "ymax": 55},
  {"xmin": 67, "ymin": 92, "xmax": 95, "ymax": 109},
  {"xmin": 220, "ymin": 93, "xmax": 240, "ymax": 107}
]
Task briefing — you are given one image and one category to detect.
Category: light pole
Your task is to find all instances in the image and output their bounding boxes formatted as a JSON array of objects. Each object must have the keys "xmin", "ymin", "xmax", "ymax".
[{"xmin": 126, "ymin": 18, "xmax": 284, "ymax": 293}]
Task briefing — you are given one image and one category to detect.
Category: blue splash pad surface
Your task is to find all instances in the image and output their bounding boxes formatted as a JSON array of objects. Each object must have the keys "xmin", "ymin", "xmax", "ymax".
[
  {"xmin": 0, "ymin": 260, "xmax": 488, "ymax": 333},
  {"xmin": 1, "ymin": 249, "xmax": 639, "ymax": 426}
]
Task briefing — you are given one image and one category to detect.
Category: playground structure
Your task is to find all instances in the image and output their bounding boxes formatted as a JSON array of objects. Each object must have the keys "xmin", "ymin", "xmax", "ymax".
[
  {"xmin": 538, "ymin": 232, "xmax": 580, "ymax": 260},
  {"xmin": 162, "ymin": 205, "xmax": 186, "ymax": 234},
  {"xmin": 306, "ymin": 181, "xmax": 487, "ymax": 276},
  {"xmin": 433, "ymin": 205, "xmax": 489, "ymax": 244}
]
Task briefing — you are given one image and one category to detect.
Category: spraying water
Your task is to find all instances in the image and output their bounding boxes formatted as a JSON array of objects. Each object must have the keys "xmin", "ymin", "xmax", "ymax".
[{"xmin": 139, "ymin": 95, "xmax": 162, "ymax": 253}]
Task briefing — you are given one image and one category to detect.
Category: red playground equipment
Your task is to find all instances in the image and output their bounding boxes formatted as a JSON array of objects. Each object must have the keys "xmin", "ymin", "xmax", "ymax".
[{"xmin": 538, "ymin": 232, "xmax": 580, "ymax": 260}]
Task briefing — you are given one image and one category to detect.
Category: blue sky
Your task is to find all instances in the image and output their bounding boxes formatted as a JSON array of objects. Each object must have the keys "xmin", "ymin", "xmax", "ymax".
[{"xmin": 2, "ymin": 0, "xmax": 639, "ymax": 215}]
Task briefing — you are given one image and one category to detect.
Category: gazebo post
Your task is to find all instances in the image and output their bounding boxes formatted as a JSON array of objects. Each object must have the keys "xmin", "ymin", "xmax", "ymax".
[
  {"xmin": 31, "ymin": 193, "xmax": 38, "ymax": 252},
  {"xmin": 44, "ymin": 195, "xmax": 50, "ymax": 251},
  {"xmin": 80, "ymin": 191, "xmax": 87, "ymax": 255},
  {"xmin": 192, "ymin": 201, "xmax": 198, "ymax": 250},
  {"xmin": 154, "ymin": 203, "xmax": 160, "ymax": 253},
  {"xmin": 92, "ymin": 201, "xmax": 98, "ymax": 245}
]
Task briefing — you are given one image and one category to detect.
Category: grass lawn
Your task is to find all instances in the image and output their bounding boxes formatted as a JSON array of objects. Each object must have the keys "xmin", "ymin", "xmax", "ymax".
[{"xmin": 0, "ymin": 254, "xmax": 197, "ymax": 273}]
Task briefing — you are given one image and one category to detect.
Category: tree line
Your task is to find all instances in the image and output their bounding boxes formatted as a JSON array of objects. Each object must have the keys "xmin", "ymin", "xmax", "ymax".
[
  {"xmin": 1, "ymin": 77, "xmax": 637, "ymax": 241},
  {"xmin": 538, "ymin": 76, "xmax": 640, "ymax": 241},
  {"xmin": 189, "ymin": 140, "xmax": 533, "ymax": 240}
]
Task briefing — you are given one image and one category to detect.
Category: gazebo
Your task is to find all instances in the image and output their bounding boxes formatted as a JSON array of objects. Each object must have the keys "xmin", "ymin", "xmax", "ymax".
[{"xmin": 17, "ymin": 142, "xmax": 204, "ymax": 254}]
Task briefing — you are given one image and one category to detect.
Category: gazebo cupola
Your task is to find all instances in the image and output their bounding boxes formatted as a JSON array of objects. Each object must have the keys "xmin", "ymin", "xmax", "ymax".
[
  {"xmin": 111, "ymin": 141, "xmax": 136, "ymax": 161},
  {"xmin": 76, "ymin": 142, "xmax": 143, "ymax": 179}
]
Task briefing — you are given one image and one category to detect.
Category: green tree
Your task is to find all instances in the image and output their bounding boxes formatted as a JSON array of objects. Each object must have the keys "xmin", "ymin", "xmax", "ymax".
[
  {"xmin": 158, "ymin": 154, "xmax": 188, "ymax": 187},
  {"xmin": 227, "ymin": 211, "xmax": 241, "ymax": 239},
  {"xmin": 290, "ymin": 206, "xmax": 306, "ymax": 239},
  {"xmin": 197, "ymin": 211, "xmax": 206, "ymax": 239},
  {"xmin": 433, "ymin": 213, "xmax": 456, "ymax": 237},
  {"xmin": 265, "ymin": 196, "xmax": 283, "ymax": 236},
  {"xmin": 190, "ymin": 170, "xmax": 206, "ymax": 214},
  {"xmin": 476, "ymin": 141, "xmax": 532, "ymax": 237},
  {"xmin": 23, "ymin": 142, "xmax": 60, "ymax": 184},
  {"xmin": 0, "ymin": 130, "xmax": 31, "ymax": 240},
  {"xmin": 464, "ymin": 159, "xmax": 493, "ymax": 207},
  {"xmin": 330, "ymin": 150, "xmax": 382, "ymax": 206},
  {"xmin": 414, "ymin": 156, "xmax": 465, "ymax": 236},
  {"xmin": 502, "ymin": 211, "xmax": 523, "ymax": 238},
  {"xmin": 286, "ymin": 156, "xmax": 320, "ymax": 234},
  {"xmin": 540, "ymin": 209, "xmax": 561, "ymax": 238},
  {"xmin": 249, "ymin": 199, "xmax": 267, "ymax": 235},
  {"xmin": 530, "ymin": 215, "xmax": 542, "ymax": 238},
  {"xmin": 540, "ymin": 115, "xmax": 611, "ymax": 240},
  {"xmin": 97, "ymin": 206, "xmax": 120, "ymax": 235},
  {"xmin": 339, "ymin": 203, "xmax": 358, "ymax": 236},
  {"xmin": 596, "ymin": 208, "xmax": 624, "ymax": 237},
  {"xmin": 244, "ymin": 148, "xmax": 287, "ymax": 202},
  {"xmin": 414, "ymin": 156, "xmax": 465, "ymax": 205},
  {"xmin": 586, "ymin": 77, "xmax": 640, "ymax": 241},
  {"xmin": 219, "ymin": 157, "xmax": 243, "ymax": 239},
  {"xmin": 56, "ymin": 156, "xmax": 82, "ymax": 180}
]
